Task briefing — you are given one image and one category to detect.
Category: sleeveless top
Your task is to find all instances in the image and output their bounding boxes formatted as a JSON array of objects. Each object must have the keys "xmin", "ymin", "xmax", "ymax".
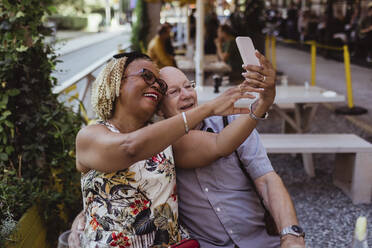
[{"xmin": 81, "ymin": 122, "xmax": 182, "ymax": 248}]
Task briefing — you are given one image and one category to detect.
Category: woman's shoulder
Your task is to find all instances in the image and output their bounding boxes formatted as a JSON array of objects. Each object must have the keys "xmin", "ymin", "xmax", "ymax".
[{"xmin": 76, "ymin": 123, "xmax": 108, "ymax": 144}]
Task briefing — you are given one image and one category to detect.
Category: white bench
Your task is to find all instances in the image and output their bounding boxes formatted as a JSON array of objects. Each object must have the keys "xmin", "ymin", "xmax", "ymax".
[{"xmin": 260, "ymin": 134, "xmax": 372, "ymax": 204}]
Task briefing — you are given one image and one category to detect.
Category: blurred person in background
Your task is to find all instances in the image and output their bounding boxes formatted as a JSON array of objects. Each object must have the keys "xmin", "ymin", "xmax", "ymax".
[
  {"xmin": 297, "ymin": 9, "xmax": 310, "ymax": 42},
  {"xmin": 189, "ymin": 9, "xmax": 196, "ymax": 42},
  {"xmin": 243, "ymin": 0, "xmax": 266, "ymax": 53},
  {"xmin": 357, "ymin": 2, "xmax": 372, "ymax": 62},
  {"xmin": 286, "ymin": 2, "xmax": 299, "ymax": 40},
  {"xmin": 163, "ymin": 22, "xmax": 175, "ymax": 57},
  {"xmin": 215, "ymin": 24, "xmax": 243, "ymax": 84},
  {"xmin": 147, "ymin": 24, "xmax": 176, "ymax": 68},
  {"xmin": 205, "ymin": 10, "xmax": 220, "ymax": 54},
  {"xmin": 327, "ymin": 7, "xmax": 348, "ymax": 46}
]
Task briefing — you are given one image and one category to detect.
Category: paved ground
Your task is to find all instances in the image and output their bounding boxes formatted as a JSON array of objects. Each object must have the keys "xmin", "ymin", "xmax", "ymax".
[{"xmin": 258, "ymin": 43, "xmax": 372, "ymax": 247}]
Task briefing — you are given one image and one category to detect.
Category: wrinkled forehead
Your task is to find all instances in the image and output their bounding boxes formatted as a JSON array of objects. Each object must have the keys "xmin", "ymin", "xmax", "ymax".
[{"xmin": 159, "ymin": 67, "xmax": 189, "ymax": 88}]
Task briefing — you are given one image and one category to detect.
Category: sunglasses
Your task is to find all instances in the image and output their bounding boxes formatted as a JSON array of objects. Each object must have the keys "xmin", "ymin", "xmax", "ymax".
[{"xmin": 124, "ymin": 68, "xmax": 168, "ymax": 95}]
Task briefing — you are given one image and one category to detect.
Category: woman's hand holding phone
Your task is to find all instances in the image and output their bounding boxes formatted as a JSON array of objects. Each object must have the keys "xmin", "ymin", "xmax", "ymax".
[
  {"xmin": 235, "ymin": 36, "xmax": 276, "ymax": 114},
  {"xmin": 242, "ymin": 51, "xmax": 276, "ymax": 109}
]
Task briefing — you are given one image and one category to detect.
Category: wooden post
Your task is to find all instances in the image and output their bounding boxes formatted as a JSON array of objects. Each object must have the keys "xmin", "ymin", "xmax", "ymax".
[{"xmin": 195, "ymin": 0, "xmax": 205, "ymax": 85}]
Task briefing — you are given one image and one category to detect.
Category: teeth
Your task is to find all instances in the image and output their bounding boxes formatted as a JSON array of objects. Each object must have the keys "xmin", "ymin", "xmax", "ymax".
[
  {"xmin": 181, "ymin": 103, "xmax": 193, "ymax": 110},
  {"xmin": 144, "ymin": 93, "xmax": 158, "ymax": 100}
]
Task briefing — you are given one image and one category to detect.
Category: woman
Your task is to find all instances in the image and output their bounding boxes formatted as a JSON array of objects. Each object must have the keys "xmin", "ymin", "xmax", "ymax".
[{"xmin": 76, "ymin": 52, "xmax": 256, "ymax": 247}]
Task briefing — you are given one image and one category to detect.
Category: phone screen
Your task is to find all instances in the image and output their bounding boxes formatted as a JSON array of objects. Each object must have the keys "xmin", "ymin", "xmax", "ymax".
[{"xmin": 236, "ymin": 36, "xmax": 260, "ymax": 66}]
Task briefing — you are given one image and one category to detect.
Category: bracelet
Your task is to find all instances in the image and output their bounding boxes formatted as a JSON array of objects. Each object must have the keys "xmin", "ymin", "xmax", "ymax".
[
  {"xmin": 181, "ymin": 112, "xmax": 189, "ymax": 134},
  {"xmin": 249, "ymin": 100, "xmax": 269, "ymax": 121}
]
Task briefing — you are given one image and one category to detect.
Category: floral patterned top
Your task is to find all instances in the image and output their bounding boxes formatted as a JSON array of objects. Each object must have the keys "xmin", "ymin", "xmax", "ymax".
[{"xmin": 81, "ymin": 122, "xmax": 182, "ymax": 248}]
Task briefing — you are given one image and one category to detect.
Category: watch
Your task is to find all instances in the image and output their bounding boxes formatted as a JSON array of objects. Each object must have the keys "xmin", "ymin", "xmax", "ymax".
[
  {"xmin": 249, "ymin": 100, "xmax": 269, "ymax": 121},
  {"xmin": 280, "ymin": 225, "xmax": 305, "ymax": 238}
]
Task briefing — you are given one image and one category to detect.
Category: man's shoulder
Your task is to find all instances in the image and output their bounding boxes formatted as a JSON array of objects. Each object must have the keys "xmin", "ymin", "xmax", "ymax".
[{"xmin": 203, "ymin": 115, "xmax": 240, "ymax": 130}]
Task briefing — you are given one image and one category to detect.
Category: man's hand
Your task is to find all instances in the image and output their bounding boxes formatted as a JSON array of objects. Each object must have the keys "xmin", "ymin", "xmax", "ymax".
[
  {"xmin": 280, "ymin": 235, "xmax": 306, "ymax": 248},
  {"xmin": 242, "ymin": 50, "xmax": 276, "ymax": 111}
]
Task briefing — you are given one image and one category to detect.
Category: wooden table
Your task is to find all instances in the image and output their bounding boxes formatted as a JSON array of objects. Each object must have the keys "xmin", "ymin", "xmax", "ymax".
[
  {"xmin": 196, "ymin": 85, "xmax": 345, "ymax": 133},
  {"xmin": 175, "ymin": 55, "xmax": 231, "ymax": 73}
]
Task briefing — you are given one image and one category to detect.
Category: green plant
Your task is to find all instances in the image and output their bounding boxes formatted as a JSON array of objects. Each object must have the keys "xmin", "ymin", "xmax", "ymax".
[
  {"xmin": 0, "ymin": 0, "xmax": 84, "ymax": 246},
  {"xmin": 131, "ymin": 0, "xmax": 149, "ymax": 51}
]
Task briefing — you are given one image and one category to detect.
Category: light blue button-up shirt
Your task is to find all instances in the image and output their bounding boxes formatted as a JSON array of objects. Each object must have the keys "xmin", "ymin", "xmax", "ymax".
[{"xmin": 176, "ymin": 115, "xmax": 280, "ymax": 248}]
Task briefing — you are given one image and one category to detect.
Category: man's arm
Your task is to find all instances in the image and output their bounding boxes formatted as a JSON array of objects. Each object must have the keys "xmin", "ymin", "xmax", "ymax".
[
  {"xmin": 359, "ymin": 18, "xmax": 372, "ymax": 34},
  {"xmin": 255, "ymin": 172, "xmax": 305, "ymax": 248},
  {"xmin": 215, "ymin": 38, "xmax": 229, "ymax": 61},
  {"xmin": 360, "ymin": 25, "xmax": 372, "ymax": 34}
]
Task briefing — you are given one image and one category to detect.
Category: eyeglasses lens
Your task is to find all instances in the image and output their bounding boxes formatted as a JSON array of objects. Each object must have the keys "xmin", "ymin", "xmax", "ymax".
[{"xmin": 141, "ymin": 69, "xmax": 168, "ymax": 95}]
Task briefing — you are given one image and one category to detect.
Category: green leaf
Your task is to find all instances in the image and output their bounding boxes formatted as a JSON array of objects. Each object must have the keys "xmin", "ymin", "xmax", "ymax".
[
  {"xmin": 47, "ymin": 6, "xmax": 57, "ymax": 13},
  {"xmin": 0, "ymin": 95, "xmax": 9, "ymax": 107},
  {"xmin": 7, "ymin": 88, "xmax": 20, "ymax": 96},
  {"xmin": 0, "ymin": 152, "xmax": 8, "ymax": 161},
  {"xmin": 16, "ymin": 45, "xmax": 28, "ymax": 52},
  {"xmin": 4, "ymin": 120, "xmax": 13, "ymax": 128},
  {"xmin": 5, "ymin": 146, "xmax": 14, "ymax": 154},
  {"xmin": 16, "ymin": 11, "xmax": 25, "ymax": 18},
  {"xmin": 2, "ymin": 110, "xmax": 11, "ymax": 118}
]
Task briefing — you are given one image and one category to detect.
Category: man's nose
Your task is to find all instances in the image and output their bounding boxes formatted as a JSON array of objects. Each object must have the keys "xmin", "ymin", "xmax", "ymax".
[{"xmin": 179, "ymin": 87, "xmax": 192, "ymax": 98}]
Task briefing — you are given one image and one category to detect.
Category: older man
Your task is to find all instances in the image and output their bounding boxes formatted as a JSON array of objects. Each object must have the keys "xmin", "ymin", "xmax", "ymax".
[{"xmin": 158, "ymin": 58, "xmax": 305, "ymax": 247}]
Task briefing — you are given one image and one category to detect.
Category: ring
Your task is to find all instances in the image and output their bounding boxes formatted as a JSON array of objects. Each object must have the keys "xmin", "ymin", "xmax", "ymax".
[
  {"xmin": 239, "ymin": 84, "xmax": 243, "ymax": 93},
  {"xmin": 263, "ymin": 75, "xmax": 266, "ymax": 82}
]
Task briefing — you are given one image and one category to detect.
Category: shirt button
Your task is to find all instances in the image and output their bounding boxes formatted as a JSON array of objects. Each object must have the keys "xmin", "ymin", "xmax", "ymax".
[
  {"xmin": 229, "ymin": 230, "xmax": 234, "ymax": 234},
  {"xmin": 205, "ymin": 188, "xmax": 209, "ymax": 192},
  {"xmin": 216, "ymin": 207, "xmax": 221, "ymax": 212}
]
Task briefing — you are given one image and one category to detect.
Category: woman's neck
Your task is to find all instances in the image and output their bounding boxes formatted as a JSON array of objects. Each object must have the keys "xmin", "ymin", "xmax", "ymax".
[{"xmin": 108, "ymin": 113, "xmax": 148, "ymax": 133}]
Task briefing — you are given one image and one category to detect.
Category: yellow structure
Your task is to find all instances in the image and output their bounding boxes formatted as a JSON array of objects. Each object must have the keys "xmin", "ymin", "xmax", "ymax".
[
  {"xmin": 343, "ymin": 45, "xmax": 354, "ymax": 108},
  {"xmin": 6, "ymin": 206, "xmax": 50, "ymax": 248}
]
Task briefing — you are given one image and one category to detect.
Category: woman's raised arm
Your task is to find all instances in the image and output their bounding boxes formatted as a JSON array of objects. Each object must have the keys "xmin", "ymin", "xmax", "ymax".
[{"xmin": 76, "ymin": 85, "xmax": 252, "ymax": 173}]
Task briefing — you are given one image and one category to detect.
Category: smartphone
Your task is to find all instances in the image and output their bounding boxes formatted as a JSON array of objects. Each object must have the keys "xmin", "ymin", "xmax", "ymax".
[{"xmin": 236, "ymin": 36, "xmax": 260, "ymax": 66}]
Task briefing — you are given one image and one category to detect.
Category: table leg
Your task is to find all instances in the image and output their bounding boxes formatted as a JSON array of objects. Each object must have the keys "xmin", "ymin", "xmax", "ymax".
[
  {"xmin": 302, "ymin": 153, "xmax": 315, "ymax": 177},
  {"xmin": 302, "ymin": 104, "xmax": 319, "ymax": 132},
  {"xmin": 274, "ymin": 103, "xmax": 320, "ymax": 177},
  {"xmin": 272, "ymin": 104, "xmax": 301, "ymax": 133}
]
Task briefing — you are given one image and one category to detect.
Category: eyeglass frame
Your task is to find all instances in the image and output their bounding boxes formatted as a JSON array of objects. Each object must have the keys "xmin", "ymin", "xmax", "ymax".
[
  {"xmin": 165, "ymin": 80, "xmax": 196, "ymax": 98},
  {"xmin": 123, "ymin": 68, "xmax": 168, "ymax": 96}
]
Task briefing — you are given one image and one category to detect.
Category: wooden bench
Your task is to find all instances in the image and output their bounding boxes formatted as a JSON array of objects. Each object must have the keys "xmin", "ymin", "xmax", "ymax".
[{"xmin": 260, "ymin": 134, "xmax": 372, "ymax": 204}]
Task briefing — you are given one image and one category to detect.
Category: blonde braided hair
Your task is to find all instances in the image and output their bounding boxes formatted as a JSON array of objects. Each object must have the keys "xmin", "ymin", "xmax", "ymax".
[{"xmin": 91, "ymin": 56, "xmax": 127, "ymax": 121}]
